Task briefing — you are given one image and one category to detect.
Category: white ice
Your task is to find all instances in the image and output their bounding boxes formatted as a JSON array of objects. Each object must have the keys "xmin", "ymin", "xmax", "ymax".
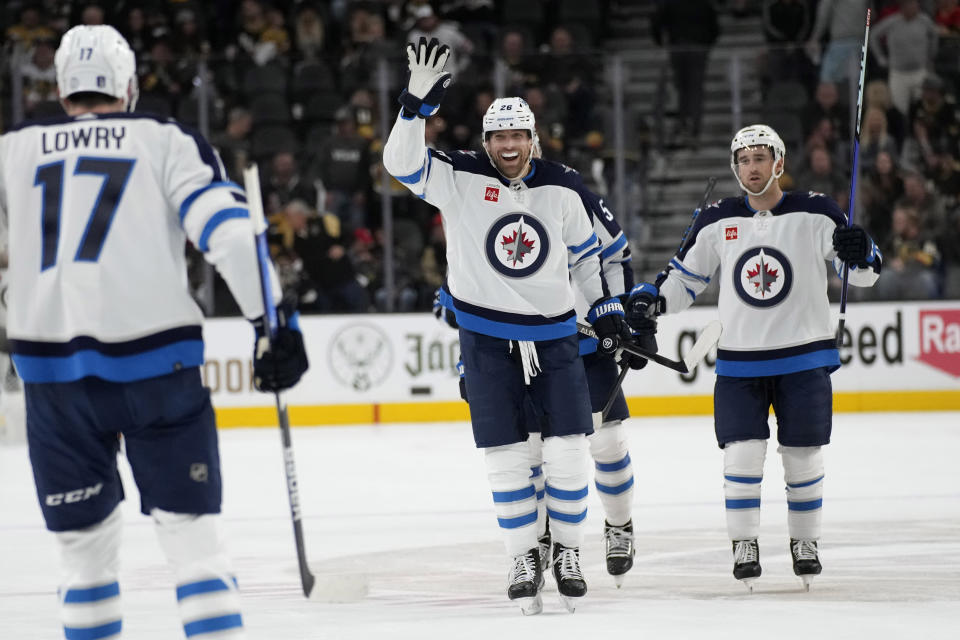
[{"xmin": 2, "ymin": 412, "xmax": 959, "ymax": 639}]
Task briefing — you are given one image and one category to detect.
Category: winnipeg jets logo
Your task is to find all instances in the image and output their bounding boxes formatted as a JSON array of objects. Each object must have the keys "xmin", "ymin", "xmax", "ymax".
[
  {"xmin": 733, "ymin": 246, "xmax": 793, "ymax": 308},
  {"xmin": 485, "ymin": 213, "xmax": 549, "ymax": 278}
]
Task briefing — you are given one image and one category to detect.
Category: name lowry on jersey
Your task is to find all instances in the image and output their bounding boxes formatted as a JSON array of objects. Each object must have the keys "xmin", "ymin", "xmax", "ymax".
[{"xmin": 41, "ymin": 125, "xmax": 126, "ymax": 154}]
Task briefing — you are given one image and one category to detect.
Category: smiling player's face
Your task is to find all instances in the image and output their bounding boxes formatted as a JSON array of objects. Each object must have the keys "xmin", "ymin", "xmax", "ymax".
[{"xmin": 486, "ymin": 130, "xmax": 533, "ymax": 179}]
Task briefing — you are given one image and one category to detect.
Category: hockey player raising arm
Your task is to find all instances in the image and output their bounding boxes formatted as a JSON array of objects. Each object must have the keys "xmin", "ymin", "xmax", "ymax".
[
  {"xmin": 0, "ymin": 26, "xmax": 307, "ymax": 639},
  {"xmin": 625, "ymin": 125, "xmax": 881, "ymax": 591},
  {"xmin": 384, "ymin": 37, "xmax": 631, "ymax": 614}
]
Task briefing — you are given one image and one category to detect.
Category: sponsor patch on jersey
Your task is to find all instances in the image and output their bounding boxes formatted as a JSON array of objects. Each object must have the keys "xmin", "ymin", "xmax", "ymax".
[
  {"xmin": 485, "ymin": 212, "xmax": 549, "ymax": 278},
  {"xmin": 484, "ymin": 186, "xmax": 500, "ymax": 202},
  {"xmin": 917, "ymin": 309, "xmax": 960, "ymax": 377},
  {"xmin": 725, "ymin": 225, "xmax": 738, "ymax": 240},
  {"xmin": 732, "ymin": 246, "xmax": 793, "ymax": 308}
]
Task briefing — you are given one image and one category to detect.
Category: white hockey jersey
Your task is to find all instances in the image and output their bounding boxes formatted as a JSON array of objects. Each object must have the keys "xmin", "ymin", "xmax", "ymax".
[
  {"xmin": 657, "ymin": 191, "xmax": 880, "ymax": 376},
  {"xmin": 383, "ymin": 113, "xmax": 607, "ymax": 341},
  {"xmin": 0, "ymin": 112, "xmax": 277, "ymax": 383}
]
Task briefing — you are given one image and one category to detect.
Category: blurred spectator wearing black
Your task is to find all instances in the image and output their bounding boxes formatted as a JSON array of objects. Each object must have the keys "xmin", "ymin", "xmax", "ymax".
[
  {"xmin": 20, "ymin": 38, "xmax": 58, "ymax": 118},
  {"xmin": 901, "ymin": 75, "xmax": 960, "ymax": 172},
  {"xmin": 316, "ymin": 108, "xmax": 372, "ymax": 231},
  {"xmin": 499, "ymin": 29, "xmax": 544, "ymax": 94},
  {"xmin": 80, "ymin": 3, "xmax": 106, "ymax": 26},
  {"xmin": 899, "ymin": 169, "xmax": 948, "ymax": 234},
  {"xmin": 806, "ymin": 0, "xmax": 869, "ymax": 85},
  {"xmin": 870, "ymin": 0, "xmax": 940, "ymax": 115},
  {"xmin": 865, "ymin": 79, "xmax": 908, "ymax": 147},
  {"xmin": 448, "ymin": 85, "xmax": 494, "ymax": 149},
  {"xmin": 859, "ymin": 106, "xmax": 901, "ymax": 172},
  {"xmin": 862, "ymin": 150, "xmax": 905, "ymax": 242},
  {"xmin": 121, "ymin": 7, "xmax": 150, "ymax": 58},
  {"xmin": 939, "ymin": 207, "xmax": 960, "ymax": 296},
  {"xmin": 282, "ymin": 200, "xmax": 369, "ymax": 313},
  {"xmin": 293, "ymin": 4, "xmax": 326, "ymax": 60},
  {"xmin": 542, "ymin": 25, "xmax": 597, "ymax": 140},
  {"xmin": 873, "ymin": 203, "xmax": 941, "ymax": 299},
  {"xmin": 761, "ymin": 0, "xmax": 814, "ymax": 88},
  {"xmin": 340, "ymin": 5, "xmax": 395, "ymax": 97},
  {"xmin": 211, "ymin": 107, "xmax": 253, "ymax": 183},
  {"xmin": 796, "ymin": 146, "xmax": 846, "ymax": 201},
  {"xmin": 264, "ymin": 151, "xmax": 318, "ymax": 215},
  {"xmin": 801, "ymin": 81, "xmax": 849, "ymax": 141},
  {"xmin": 652, "ymin": 0, "xmax": 719, "ymax": 146},
  {"xmin": 6, "ymin": 6, "xmax": 57, "ymax": 55},
  {"xmin": 926, "ymin": 138, "xmax": 960, "ymax": 210}
]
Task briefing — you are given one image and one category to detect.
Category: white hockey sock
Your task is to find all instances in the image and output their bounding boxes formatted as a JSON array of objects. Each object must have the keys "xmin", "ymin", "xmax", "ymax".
[
  {"xmin": 780, "ymin": 445, "xmax": 825, "ymax": 541},
  {"xmin": 723, "ymin": 439, "xmax": 767, "ymax": 541},
  {"xmin": 542, "ymin": 434, "xmax": 590, "ymax": 549},
  {"xmin": 56, "ymin": 505, "xmax": 123, "ymax": 639},
  {"xmin": 526, "ymin": 435, "xmax": 547, "ymax": 538},
  {"xmin": 588, "ymin": 420, "xmax": 634, "ymax": 526},
  {"xmin": 485, "ymin": 442, "xmax": 539, "ymax": 556},
  {"xmin": 153, "ymin": 510, "xmax": 245, "ymax": 639}
]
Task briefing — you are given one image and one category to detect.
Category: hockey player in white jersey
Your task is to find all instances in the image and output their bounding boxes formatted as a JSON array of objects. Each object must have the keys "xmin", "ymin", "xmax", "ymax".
[
  {"xmin": 384, "ymin": 38, "xmax": 632, "ymax": 614},
  {"xmin": 625, "ymin": 125, "xmax": 881, "ymax": 591},
  {"xmin": 0, "ymin": 26, "xmax": 308, "ymax": 638}
]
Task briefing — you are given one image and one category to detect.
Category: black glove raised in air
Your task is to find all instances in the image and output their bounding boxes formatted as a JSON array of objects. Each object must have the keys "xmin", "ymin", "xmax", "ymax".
[{"xmin": 252, "ymin": 301, "xmax": 309, "ymax": 392}]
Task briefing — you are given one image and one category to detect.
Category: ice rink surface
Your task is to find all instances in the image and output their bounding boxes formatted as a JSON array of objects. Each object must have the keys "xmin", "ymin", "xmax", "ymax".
[{"xmin": 2, "ymin": 411, "xmax": 958, "ymax": 639}]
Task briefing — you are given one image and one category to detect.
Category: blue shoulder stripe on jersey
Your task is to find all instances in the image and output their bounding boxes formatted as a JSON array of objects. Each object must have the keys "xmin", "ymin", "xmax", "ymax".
[
  {"xmin": 63, "ymin": 582, "xmax": 120, "ymax": 603},
  {"xmin": 10, "ymin": 326, "xmax": 202, "ymax": 357},
  {"xmin": 198, "ymin": 207, "xmax": 250, "ymax": 252},
  {"xmin": 716, "ymin": 349, "xmax": 840, "ymax": 377},
  {"xmin": 569, "ymin": 233, "xmax": 598, "ymax": 254},
  {"xmin": 669, "ymin": 258, "xmax": 711, "ymax": 283},
  {"xmin": 12, "ymin": 341, "xmax": 204, "ymax": 383},
  {"xmin": 64, "ymin": 620, "xmax": 123, "ymax": 640},
  {"xmin": 572, "ymin": 244, "xmax": 602, "ymax": 266},
  {"xmin": 393, "ymin": 162, "xmax": 425, "ymax": 184},
  {"xmin": 183, "ymin": 614, "xmax": 243, "ymax": 637},
  {"xmin": 179, "ymin": 181, "xmax": 244, "ymax": 223},
  {"xmin": 600, "ymin": 234, "xmax": 628, "ymax": 259}
]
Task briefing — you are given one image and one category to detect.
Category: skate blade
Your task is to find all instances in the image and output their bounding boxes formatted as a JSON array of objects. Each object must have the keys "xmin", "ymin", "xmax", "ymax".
[
  {"xmin": 799, "ymin": 575, "xmax": 815, "ymax": 592},
  {"xmin": 738, "ymin": 577, "xmax": 758, "ymax": 593},
  {"xmin": 517, "ymin": 593, "xmax": 543, "ymax": 616},
  {"xmin": 558, "ymin": 593, "xmax": 583, "ymax": 613},
  {"xmin": 612, "ymin": 573, "xmax": 626, "ymax": 589}
]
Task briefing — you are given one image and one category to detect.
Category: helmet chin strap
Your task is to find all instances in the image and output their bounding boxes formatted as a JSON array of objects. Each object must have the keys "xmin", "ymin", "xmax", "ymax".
[{"xmin": 734, "ymin": 163, "xmax": 784, "ymax": 198}]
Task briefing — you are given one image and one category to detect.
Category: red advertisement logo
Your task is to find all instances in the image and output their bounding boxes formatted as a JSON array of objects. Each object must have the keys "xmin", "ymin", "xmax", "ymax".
[
  {"xmin": 725, "ymin": 226, "xmax": 738, "ymax": 240},
  {"xmin": 484, "ymin": 186, "xmax": 500, "ymax": 202},
  {"xmin": 918, "ymin": 310, "xmax": 960, "ymax": 377}
]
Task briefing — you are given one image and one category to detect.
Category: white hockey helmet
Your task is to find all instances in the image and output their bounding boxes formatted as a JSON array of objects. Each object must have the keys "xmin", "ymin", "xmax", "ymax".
[
  {"xmin": 482, "ymin": 96, "xmax": 542, "ymax": 161},
  {"xmin": 730, "ymin": 124, "xmax": 786, "ymax": 196},
  {"xmin": 55, "ymin": 25, "xmax": 139, "ymax": 112}
]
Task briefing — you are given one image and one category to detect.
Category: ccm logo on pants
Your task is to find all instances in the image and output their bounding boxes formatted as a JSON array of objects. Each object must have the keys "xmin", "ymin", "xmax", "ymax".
[{"xmin": 45, "ymin": 483, "xmax": 104, "ymax": 506}]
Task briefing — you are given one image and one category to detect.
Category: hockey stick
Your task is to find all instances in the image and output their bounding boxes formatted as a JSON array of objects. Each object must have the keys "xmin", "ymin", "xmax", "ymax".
[
  {"xmin": 243, "ymin": 165, "xmax": 367, "ymax": 602},
  {"xmin": 836, "ymin": 9, "xmax": 871, "ymax": 348},
  {"xmin": 578, "ymin": 320, "xmax": 722, "ymax": 374},
  {"xmin": 599, "ymin": 362, "xmax": 629, "ymax": 422}
]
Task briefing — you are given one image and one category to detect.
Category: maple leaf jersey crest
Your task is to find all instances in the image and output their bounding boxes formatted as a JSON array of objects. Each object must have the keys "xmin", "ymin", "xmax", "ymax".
[
  {"xmin": 733, "ymin": 246, "xmax": 793, "ymax": 308},
  {"xmin": 484, "ymin": 212, "xmax": 549, "ymax": 277}
]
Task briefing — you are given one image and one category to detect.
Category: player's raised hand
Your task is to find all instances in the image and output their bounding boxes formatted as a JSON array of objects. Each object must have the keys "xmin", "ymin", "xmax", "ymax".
[{"xmin": 398, "ymin": 36, "xmax": 452, "ymax": 119}]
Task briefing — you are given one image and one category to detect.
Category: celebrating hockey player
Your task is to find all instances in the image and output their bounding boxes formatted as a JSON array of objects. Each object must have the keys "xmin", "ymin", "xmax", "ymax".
[
  {"xmin": 384, "ymin": 38, "xmax": 632, "ymax": 614},
  {"xmin": 625, "ymin": 125, "xmax": 881, "ymax": 591},
  {"xmin": 0, "ymin": 25, "xmax": 307, "ymax": 638}
]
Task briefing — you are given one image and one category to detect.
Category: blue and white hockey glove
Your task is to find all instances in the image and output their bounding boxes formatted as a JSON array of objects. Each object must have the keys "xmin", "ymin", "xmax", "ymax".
[
  {"xmin": 252, "ymin": 300, "xmax": 309, "ymax": 392},
  {"xmin": 433, "ymin": 288, "xmax": 459, "ymax": 329},
  {"xmin": 588, "ymin": 297, "xmax": 631, "ymax": 356},
  {"xmin": 398, "ymin": 37, "xmax": 452, "ymax": 119},
  {"xmin": 833, "ymin": 224, "xmax": 881, "ymax": 270}
]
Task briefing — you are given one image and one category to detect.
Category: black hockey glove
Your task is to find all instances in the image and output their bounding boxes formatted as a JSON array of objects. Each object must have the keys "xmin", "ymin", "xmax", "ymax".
[
  {"xmin": 252, "ymin": 301, "xmax": 309, "ymax": 392},
  {"xmin": 398, "ymin": 37, "xmax": 452, "ymax": 119},
  {"xmin": 433, "ymin": 288, "xmax": 459, "ymax": 329},
  {"xmin": 587, "ymin": 297, "xmax": 632, "ymax": 356},
  {"xmin": 832, "ymin": 224, "xmax": 879, "ymax": 269},
  {"xmin": 622, "ymin": 283, "xmax": 663, "ymax": 370}
]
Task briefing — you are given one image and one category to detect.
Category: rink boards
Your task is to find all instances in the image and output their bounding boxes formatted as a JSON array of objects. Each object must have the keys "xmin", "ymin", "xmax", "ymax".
[{"xmin": 203, "ymin": 300, "xmax": 960, "ymax": 427}]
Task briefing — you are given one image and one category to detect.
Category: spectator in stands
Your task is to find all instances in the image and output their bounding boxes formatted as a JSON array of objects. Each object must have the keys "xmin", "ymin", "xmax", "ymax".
[
  {"xmin": 293, "ymin": 4, "xmax": 326, "ymax": 60},
  {"xmin": 873, "ymin": 203, "xmax": 941, "ymax": 299},
  {"xmin": 407, "ymin": 4, "xmax": 474, "ymax": 76},
  {"xmin": 232, "ymin": 0, "xmax": 287, "ymax": 66},
  {"xmin": 138, "ymin": 36, "xmax": 184, "ymax": 116},
  {"xmin": 211, "ymin": 107, "xmax": 253, "ymax": 184},
  {"xmin": 448, "ymin": 85, "xmax": 494, "ymax": 149},
  {"xmin": 899, "ymin": 169, "xmax": 948, "ymax": 233},
  {"xmin": 316, "ymin": 107, "xmax": 372, "ymax": 231},
  {"xmin": 804, "ymin": 116, "xmax": 849, "ymax": 173},
  {"xmin": 939, "ymin": 207, "xmax": 960, "ymax": 296},
  {"xmin": 340, "ymin": 6, "xmax": 395, "ymax": 96},
  {"xmin": 420, "ymin": 212, "xmax": 447, "ymax": 296},
  {"xmin": 796, "ymin": 146, "xmax": 846, "ymax": 201},
  {"xmin": 283, "ymin": 200, "xmax": 369, "ymax": 313},
  {"xmin": 5, "ymin": 6, "xmax": 57, "ymax": 55},
  {"xmin": 264, "ymin": 151, "xmax": 319, "ymax": 215},
  {"xmin": 121, "ymin": 7, "xmax": 151, "ymax": 58},
  {"xmin": 806, "ymin": 0, "xmax": 869, "ymax": 84},
  {"xmin": 500, "ymin": 29, "xmax": 544, "ymax": 94},
  {"xmin": 525, "ymin": 85, "xmax": 569, "ymax": 160},
  {"xmin": 862, "ymin": 150, "xmax": 905, "ymax": 243},
  {"xmin": 171, "ymin": 8, "xmax": 210, "ymax": 63},
  {"xmin": 20, "ymin": 38, "xmax": 58, "ymax": 118},
  {"xmin": 860, "ymin": 106, "xmax": 901, "ymax": 172},
  {"xmin": 651, "ymin": 0, "xmax": 719, "ymax": 146},
  {"xmin": 909, "ymin": 75, "xmax": 960, "ymax": 146},
  {"xmin": 80, "ymin": 3, "xmax": 106, "ymax": 26},
  {"xmin": 801, "ymin": 81, "xmax": 849, "ymax": 141},
  {"xmin": 542, "ymin": 25, "xmax": 598, "ymax": 139},
  {"xmin": 761, "ymin": 0, "xmax": 814, "ymax": 90},
  {"xmin": 935, "ymin": 0, "xmax": 960, "ymax": 35},
  {"xmin": 350, "ymin": 227, "xmax": 382, "ymax": 298},
  {"xmin": 865, "ymin": 79, "xmax": 908, "ymax": 147},
  {"xmin": 871, "ymin": 0, "xmax": 939, "ymax": 115},
  {"xmin": 926, "ymin": 137, "xmax": 960, "ymax": 211}
]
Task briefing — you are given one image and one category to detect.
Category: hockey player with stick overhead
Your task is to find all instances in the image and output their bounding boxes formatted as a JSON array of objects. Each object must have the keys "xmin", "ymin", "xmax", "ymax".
[
  {"xmin": 385, "ymin": 37, "xmax": 633, "ymax": 614},
  {"xmin": 626, "ymin": 125, "xmax": 881, "ymax": 591},
  {"xmin": 0, "ymin": 26, "xmax": 307, "ymax": 638}
]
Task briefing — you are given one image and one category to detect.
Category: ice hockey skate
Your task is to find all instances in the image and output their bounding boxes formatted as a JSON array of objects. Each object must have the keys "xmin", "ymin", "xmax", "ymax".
[
  {"xmin": 537, "ymin": 526, "xmax": 552, "ymax": 575},
  {"xmin": 552, "ymin": 543, "xmax": 587, "ymax": 612},
  {"xmin": 732, "ymin": 539, "xmax": 761, "ymax": 592},
  {"xmin": 604, "ymin": 520, "xmax": 635, "ymax": 587},
  {"xmin": 507, "ymin": 548, "xmax": 543, "ymax": 615},
  {"xmin": 790, "ymin": 539, "xmax": 822, "ymax": 591}
]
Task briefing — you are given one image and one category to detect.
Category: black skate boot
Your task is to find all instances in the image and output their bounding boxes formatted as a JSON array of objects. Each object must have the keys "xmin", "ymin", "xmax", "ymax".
[
  {"xmin": 507, "ymin": 548, "xmax": 543, "ymax": 615},
  {"xmin": 552, "ymin": 543, "xmax": 587, "ymax": 612},
  {"xmin": 790, "ymin": 538, "xmax": 822, "ymax": 591},
  {"xmin": 604, "ymin": 520, "xmax": 635, "ymax": 588},
  {"xmin": 732, "ymin": 539, "xmax": 761, "ymax": 592}
]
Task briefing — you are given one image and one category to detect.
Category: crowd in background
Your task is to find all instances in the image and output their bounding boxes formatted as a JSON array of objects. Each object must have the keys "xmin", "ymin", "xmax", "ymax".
[{"xmin": 2, "ymin": 0, "xmax": 959, "ymax": 313}]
